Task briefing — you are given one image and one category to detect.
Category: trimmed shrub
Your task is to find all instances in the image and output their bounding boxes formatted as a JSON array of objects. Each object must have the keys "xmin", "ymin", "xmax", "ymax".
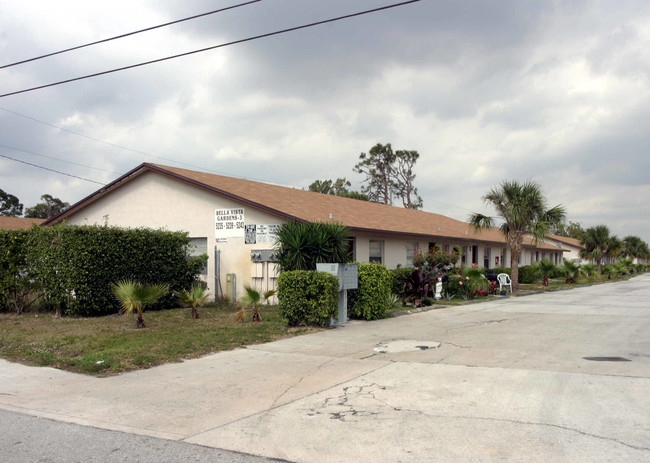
[
  {"xmin": 348, "ymin": 262, "xmax": 391, "ymax": 320},
  {"xmin": 518, "ymin": 265, "xmax": 539, "ymax": 284},
  {"xmin": 490, "ymin": 267, "xmax": 511, "ymax": 276},
  {"xmin": 24, "ymin": 225, "xmax": 206, "ymax": 316},
  {"xmin": 277, "ymin": 270, "xmax": 338, "ymax": 326},
  {"xmin": 391, "ymin": 267, "xmax": 414, "ymax": 295}
]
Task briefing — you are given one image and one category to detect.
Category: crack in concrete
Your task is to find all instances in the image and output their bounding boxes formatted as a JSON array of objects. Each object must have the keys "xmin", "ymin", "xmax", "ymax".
[
  {"xmin": 306, "ymin": 383, "xmax": 386, "ymax": 422},
  {"xmin": 440, "ymin": 341, "xmax": 471, "ymax": 349},
  {"xmin": 271, "ymin": 358, "xmax": 336, "ymax": 408},
  {"xmin": 308, "ymin": 383, "xmax": 649, "ymax": 452}
]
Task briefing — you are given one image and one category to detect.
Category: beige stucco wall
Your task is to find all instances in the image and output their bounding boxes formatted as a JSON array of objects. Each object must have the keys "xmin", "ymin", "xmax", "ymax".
[{"xmin": 63, "ymin": 171, "xmax": 287, "ymax": 302}]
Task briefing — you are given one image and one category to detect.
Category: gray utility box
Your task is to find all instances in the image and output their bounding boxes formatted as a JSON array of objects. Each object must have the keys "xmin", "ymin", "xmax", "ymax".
[{"xmin": 316, "ymin": 263, "xmax": 359, "ymax": 324}]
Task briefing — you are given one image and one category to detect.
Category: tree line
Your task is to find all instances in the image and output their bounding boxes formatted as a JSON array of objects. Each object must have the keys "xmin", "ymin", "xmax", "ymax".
[
  {"xmin": 0, "ymin": 190, "xmax": 70, "ymax": 219},
  {"xmin": 308, "ymin": 142, "xmax": 424, "ymax": 209}
]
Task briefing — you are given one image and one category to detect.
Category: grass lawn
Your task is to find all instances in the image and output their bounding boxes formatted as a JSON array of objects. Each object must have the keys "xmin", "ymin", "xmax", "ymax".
[{"xmin": 0, "ymin": 304, "xmax": 322, "ymax": 376}]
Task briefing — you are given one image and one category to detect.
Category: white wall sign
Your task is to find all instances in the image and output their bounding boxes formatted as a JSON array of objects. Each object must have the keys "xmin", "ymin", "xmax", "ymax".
[
  {"xmin": 244, "ymin": 224, "xmax": 281, "ymax": 245},
  {"xmin": 215, "ymin": 208, "xmax": 245, "ymax": 241}
]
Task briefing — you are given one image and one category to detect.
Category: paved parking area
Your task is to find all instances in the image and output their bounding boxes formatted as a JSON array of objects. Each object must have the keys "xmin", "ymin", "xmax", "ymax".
[{"xmin": 1, "ymin": 275, "xmax": 649, "ymax": 462}]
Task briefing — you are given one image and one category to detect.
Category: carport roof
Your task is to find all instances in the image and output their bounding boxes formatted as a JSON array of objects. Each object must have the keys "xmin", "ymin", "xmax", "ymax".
[{"xmin": 46, "ymin": 163, "xmax": 561, "ymax": 250}]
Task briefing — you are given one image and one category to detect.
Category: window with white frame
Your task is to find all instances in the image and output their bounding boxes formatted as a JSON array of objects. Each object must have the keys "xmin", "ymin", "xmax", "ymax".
[
  {"xmin": 406, "ymin": 242, "xmax": 418, "ymax": 266},
  {"xmin": 369, "ymin": 240, "xmax": 383, "ymax": 264}
]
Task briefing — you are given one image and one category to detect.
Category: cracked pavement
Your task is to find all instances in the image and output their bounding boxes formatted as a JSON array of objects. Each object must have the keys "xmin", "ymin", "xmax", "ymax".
[{"xmin": 1, "ymin": 275, "xmax": 649, "ymax": 462}]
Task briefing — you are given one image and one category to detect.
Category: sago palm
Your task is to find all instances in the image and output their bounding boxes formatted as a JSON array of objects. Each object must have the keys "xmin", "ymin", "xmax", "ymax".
[
  {"xmin": 469, "ymin": 180, "xmax": 566, "ymax": 292},
  {"xmin": 112, "ymin": 280, "xmax": 169, "ymax": 328}
]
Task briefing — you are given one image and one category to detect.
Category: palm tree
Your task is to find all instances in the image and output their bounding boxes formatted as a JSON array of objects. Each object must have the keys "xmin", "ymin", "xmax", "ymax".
[
  {"xmin": 560, "ymin": 259, "xmax": 580, "ymax": 284},
  {"xmin": 177, "ymin": 283, "xmax": 210, "ymax": 319},
  {"xmin": 580, "ymin": 263, "xmax": 597, "ymax": 278},
  {"xmin": 469, "ymin": 180, "xmax": 566, "ymax": 292},
  {"xmin": 579, "ymin": 225, "xmax": 618, "ymax": 273},
  {"xmin": 241, "ymin": 285, "xmax": 262, "ymax": 322},
  {"xmin": 112, "ymin": 280, "xmax": 169, "ymax": 328},
  {"xmin": 536, "ymin": 260, "xmax": 557, "ymax": 286},
  {"xmin": 263, "ymin": 289, "xmax": 277, "ymax": 305},
  {"xmin": 622, "ymin": 236, "xmax": 650, "ymax": 262}
]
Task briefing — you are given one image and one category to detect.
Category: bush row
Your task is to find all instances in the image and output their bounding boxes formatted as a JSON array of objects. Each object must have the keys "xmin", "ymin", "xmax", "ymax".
[
  {"xmin": 277, "ymin": 262, "xmax": 393, "ymax": 325},
  {"xmin": 0, "ymin": 225, "xmax": 207, "ymax": 316}
]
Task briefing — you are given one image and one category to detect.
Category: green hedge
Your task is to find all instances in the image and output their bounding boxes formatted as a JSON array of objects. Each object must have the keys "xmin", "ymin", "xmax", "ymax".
[
  {"xmin": 348, "ymin": 262, "xmax": 391, "ymax": 320},
  {"xmin": 4, "ymin": 225, "xmax": 206, "ymax": 316},
  {"xmin": 517, "ymin": 265, "xmax": 539, "ymax": 284},
  {"xmin": 277, "ymin": 270, "xmax": 338, "ymax": 326},
  {"xmin": 390, "ymin": 267, "xmax": 414, "ymax": 295},
  {"xmin": 0, "ymin": 229, "xmax": 33, "ymax": 313}
]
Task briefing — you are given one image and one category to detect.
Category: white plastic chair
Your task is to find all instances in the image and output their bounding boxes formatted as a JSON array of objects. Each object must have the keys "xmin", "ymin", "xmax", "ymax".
[{"xmin": 497, "ymin": 273, "xmax": 512, "ymax": 293}]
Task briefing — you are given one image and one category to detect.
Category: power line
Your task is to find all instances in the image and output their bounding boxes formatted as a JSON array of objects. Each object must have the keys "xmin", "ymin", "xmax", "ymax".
[
  {"xmin": 0, "ymin": 153, "xmax": 104, "ymax": 184},
  {"xmin": 0, "ymin": 105, "xmax": 266, "ymax": 177},
  {"xmin": 0, "ymin": 106, "xmax": 307, "ymax": 187},
  {"xmin": 0, "ymin": 0, "xmax": 263, "ymax": 70},
  {"xmin": 0, "ymin": 143, "xmax": 120, "ymax": 174},
  {"xmin": 0, "ymin": 0, "xmax": 422, "ymax": 98}
]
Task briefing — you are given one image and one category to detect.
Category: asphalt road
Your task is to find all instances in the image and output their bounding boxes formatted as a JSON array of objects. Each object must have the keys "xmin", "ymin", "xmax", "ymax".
[
  {"xmin": 0, "ymin": 408, "xmax": 284, "ymax": 463},
  {"xmin": 1, "ymin": 274, "xmax": 649, "ymax": 462}
]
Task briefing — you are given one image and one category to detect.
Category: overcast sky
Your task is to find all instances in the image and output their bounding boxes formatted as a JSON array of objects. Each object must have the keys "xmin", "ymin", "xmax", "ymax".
[{"xmin": 1, "ymin": 0, "xmax": 648, "ymax": 242}]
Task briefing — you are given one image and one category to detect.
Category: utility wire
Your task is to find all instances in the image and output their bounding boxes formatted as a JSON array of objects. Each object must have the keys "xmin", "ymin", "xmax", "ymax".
[
  {"xmin": 0, "ymin": 0, "xmax": 422, "ymax": 98},
  {"xmin": 0, "ymin": 106, "xmax": 261, "ymax": 177},
  {"xmin": 0, "ymin": 143, "xmax": 120, "ymax": 174},
  {"xmin": 0, "ymin": 0, "xmax": 263, "ymax": 70},
  {"xmin": 0, "ymin": 153, "xmax": 104, "ymax": 184},
  {"xmin": 0, "ymin": 106, "xmax": 307, "ymax": 187}
]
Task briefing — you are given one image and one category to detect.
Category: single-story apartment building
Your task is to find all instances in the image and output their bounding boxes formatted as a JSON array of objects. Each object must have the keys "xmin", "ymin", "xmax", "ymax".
[
  {"xmin": 45, "ymin": 163, "xmax": 565, "ymax": 301},
  {"xmin": 544, "ymin": 234, "xmax": 584, "ymax": 263}
]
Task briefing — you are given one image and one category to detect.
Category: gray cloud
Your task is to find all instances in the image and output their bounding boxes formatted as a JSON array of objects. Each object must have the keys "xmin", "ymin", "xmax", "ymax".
[{"xmin": 0, "ymin": 0, "xmax": 649, "ymax": 243}]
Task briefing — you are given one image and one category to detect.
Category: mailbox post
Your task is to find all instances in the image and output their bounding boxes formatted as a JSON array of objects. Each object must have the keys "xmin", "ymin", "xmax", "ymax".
[{"xmin": 316, "ymin": 263, "xmax": 358, "ymax": 325}]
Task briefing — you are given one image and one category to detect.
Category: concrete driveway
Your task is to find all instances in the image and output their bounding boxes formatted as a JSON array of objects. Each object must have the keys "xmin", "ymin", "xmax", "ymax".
[{"xmin": 1, "ymin": 275, "xmax": 649, "ymax": 462}]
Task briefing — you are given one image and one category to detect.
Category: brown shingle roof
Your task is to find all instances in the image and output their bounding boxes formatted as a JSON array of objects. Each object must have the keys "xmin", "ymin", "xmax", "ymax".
[
  {"xmin": 0, "ymin": 216, "xmax": 45, "ymax": 230},
  {"xmin": 546, "ymin": 234, "xmax": 584, "ymax": 249},
  {"xmin": 48, "ymin": 163, "xmax": 560, "ymax": 250}
]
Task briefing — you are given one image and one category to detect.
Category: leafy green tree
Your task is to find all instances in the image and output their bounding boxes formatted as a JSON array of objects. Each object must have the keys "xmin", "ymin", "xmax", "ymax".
[
  {"xmin": 353, "ymin": 143, "xmax": 423, "ymax": 209},
  {"xmin": 308, "ymin": 178, "xmax": 368, "ymax": 201},
  {"xmin": 309, "ymin": 178, "xmax": 351, "ymax": 195},
  {"xmin": 274, "ymin": 221, "xmax": 351, "ymax": 271},
  {"xmin": 469, "ymin": 180, "xmax": 566, "ymax": 292},
  {"xmin": 177, "ymin": 282, "xmax": 210, "ymax": 319},
  {"xmin": 393, "ymin": 150, "xmax": 423, "ymax": 209},
  {"xmin": 0, "ymin": 189, "xmax": 23, "ymax": 217},
  {"xmin": 552, "ymin": 220, "xmax": 584, "ymax": 240},
  {"xmin": 579, "ymin": 225, "xmax": 618, "ymax": 273},
  {"xmin": 112, "ymin": 280, "xmax": 169, "ymax": 328},
  {"xmin": 354, "ymin": 143, "xmax": 396, "ymax": 205},
  {"xmin": 339, "ymin": 191, "xmax": 369, "ymax": 201},
  {"xmin": 25, "ymin": 194, "xmax": 70, "ymax": 219}
]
